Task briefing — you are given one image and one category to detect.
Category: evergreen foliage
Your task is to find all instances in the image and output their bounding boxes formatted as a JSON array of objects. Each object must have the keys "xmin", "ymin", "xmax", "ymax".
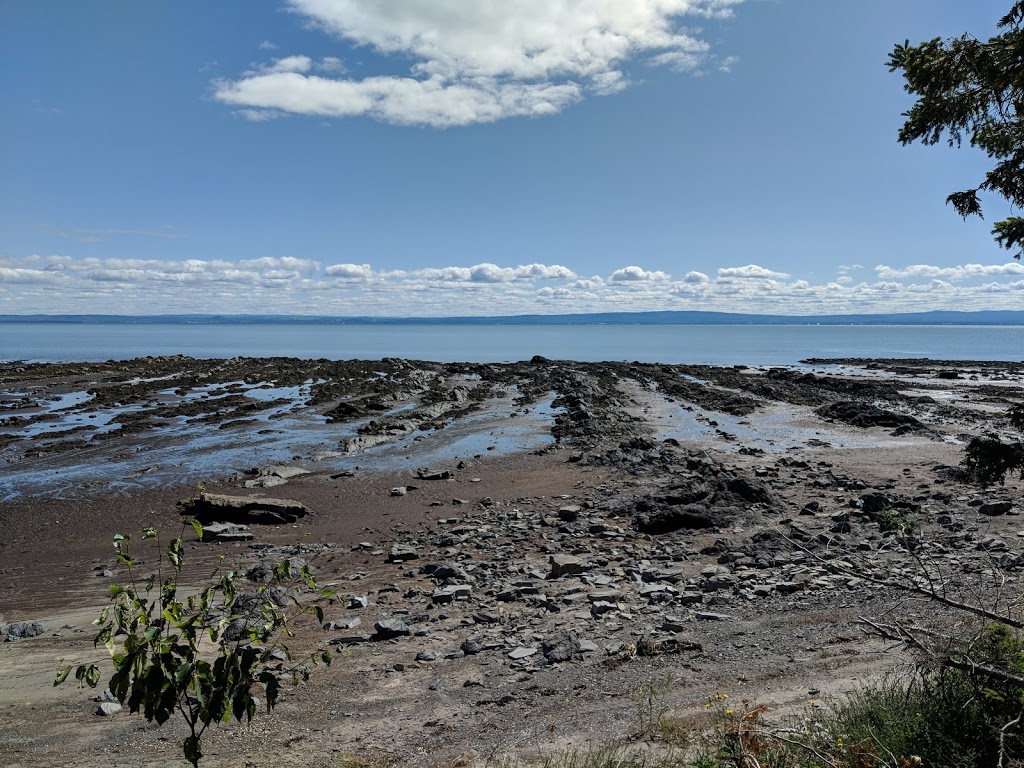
[{"xmin": 888, "ymin": 2, "xmax": 1024, "ymax": 258}]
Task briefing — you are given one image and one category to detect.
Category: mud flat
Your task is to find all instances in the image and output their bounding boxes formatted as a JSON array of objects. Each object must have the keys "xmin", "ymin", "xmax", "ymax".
[{"xmin": 1, "ymin": 356, "xmax": 1022, "ymax": 767}]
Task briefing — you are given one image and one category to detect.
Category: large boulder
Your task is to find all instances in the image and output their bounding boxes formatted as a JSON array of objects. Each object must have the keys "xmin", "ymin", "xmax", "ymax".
[
  {"xmin": 542, "ymin": 630, "xmax": 583, "ymax": 663},
  {"xmin": 4, "ymin": 620, "xmax": 47, "ymax": 641},
  {"xmin": 634, "ymin": 502, "xmax": 731, "ymax": 534},
  {"xmin": 181, "ymin": 492, "xmax": 311, "ymax": 525},
  {"xmin": 816, "ymin": 401, "xmax": 923, "ymax": 430}
]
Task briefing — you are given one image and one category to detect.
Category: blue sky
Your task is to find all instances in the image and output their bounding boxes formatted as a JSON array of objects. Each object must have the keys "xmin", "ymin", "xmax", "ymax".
[{"xmin": 2, "ymin": 0, "xmax": 1022, "ymax": 316}]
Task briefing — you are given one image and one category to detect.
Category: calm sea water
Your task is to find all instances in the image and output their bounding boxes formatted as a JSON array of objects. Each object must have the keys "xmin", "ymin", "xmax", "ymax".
[{"xmin": 1, "ymin": 323, "xmax": 1022, "ymax": 365}]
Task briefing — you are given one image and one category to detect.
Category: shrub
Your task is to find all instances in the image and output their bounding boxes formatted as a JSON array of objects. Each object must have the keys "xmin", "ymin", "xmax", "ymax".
[{"xmin": 55, "ymin": 521, "xmax": 334, "ymax": 767}]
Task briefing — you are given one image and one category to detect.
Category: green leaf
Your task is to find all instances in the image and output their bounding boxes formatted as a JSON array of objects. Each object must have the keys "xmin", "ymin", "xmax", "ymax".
[
  {"xmin": 142, "ymin": 527, "xmax": 157, "ymax": 540},
  {"xmin": 84, "ymin": 664, "xmax": 102, "ymax": 688},
  {"xmin": 190, "ymin": 519, "xmax": 204, "ymax": 541},
  {"xmin": 174, "ymin": 662, "xmax": 194, "ymax": 688},
  {"xmin": 321, "ymin": 650, "xmax": 332, "ymax": 666},
  {"xmin": 54, "ymin": 666, "xmax": 71, "ymax": 686},
  {"xmin": 167, "ymin": 538, "xmax": 183, "ymax": 571}
]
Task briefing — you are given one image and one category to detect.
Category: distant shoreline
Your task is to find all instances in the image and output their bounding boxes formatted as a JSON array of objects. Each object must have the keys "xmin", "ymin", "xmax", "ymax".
[{"xmin": 2, "ymin": 309, "xmax": 1024, "ymax": 326}]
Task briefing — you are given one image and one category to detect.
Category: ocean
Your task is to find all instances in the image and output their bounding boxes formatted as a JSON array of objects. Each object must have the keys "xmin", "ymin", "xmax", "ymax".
[{"xmin": 1, "ymin": 322, "xmax": 1022, "ymax": 365}]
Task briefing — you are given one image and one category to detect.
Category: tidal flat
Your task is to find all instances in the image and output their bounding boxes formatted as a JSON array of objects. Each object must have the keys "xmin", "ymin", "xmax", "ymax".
[{"xmin": 1, "ymin": 355, "xmax": 1022, "ymax": 767}]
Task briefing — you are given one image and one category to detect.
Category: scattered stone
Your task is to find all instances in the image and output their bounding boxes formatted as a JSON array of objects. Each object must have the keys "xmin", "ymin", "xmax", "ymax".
[
  {"xmin": 980, "ymin": 501, "xmax": 1014, "ymax": 517},
  {"xmin": 389, "ymin": 545, "xmax": 419, "ymax": 563},
  {"xmin": 542, "ymin": 630, "xmax": 582, "ymax": 663},
  {"xmin": 243, "ymin": 465, "xmax": 310, "ymax": 488},
  {"xmin": 557, "ymin": 505, "xmax": 582, "ymax": 522},
  {"xmin": 432, "ymin": 585, "xmax": 472, "ymax": 603},
  {"xmin": 200, "ymin": 522, "xmax": 254, "ymax": 543},
  {"xmin": 324, "ymin": 617, "xmax": 362, "ymax": 631},
  {"xmin": 373, "ymin": 618, "xmax": 412, "ymax": 641},
  {"xmin": 508, "ymin": 647, "xmax": 538, "ymax": 660},
  {"xmin": 693, "ymin": 611, "xmax": 733, "ymax": 621},
  {"xmin": 417, "ymin": 468, "xmax": 453, "ymax": 480},
  {"xmin": 548, "ymin": 553, "xmax": 589, "ymax": 579},
  {"xmin": 5, "ymin": 620, "xmax": 47, "ymax": 640}
]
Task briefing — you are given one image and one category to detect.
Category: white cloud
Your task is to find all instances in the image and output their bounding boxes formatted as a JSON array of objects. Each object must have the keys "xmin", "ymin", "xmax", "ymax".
[
  {"xmin": 216, "ymin": 0, "xmax": 745, "ymax": 126},
  {"xmin": 717, "ymin": 264, "xmax": 790, "ymax": 280},
  {"xmin": 3, "ymin": 255, "xmax": 1022, "ymax": 316},
  {"xmin": 610, "ymin": 266, "xmax": 670, "ymax": 282},
  {"xmin": 259, "ymin": 40, "xmax": 279, "ymax": 50},
  {"xmin": 717, "ymin": 55, "xmax": 739, "ymax": 72},
  {"xmin": 266, "ymin": 55, "xmax": 314, "ymax": 74},
  {"xmin": 406, "ymin": 262, "xmax": 576, "ymax": 282},
  {"xmin": 325, "ymin": 262, "xmax": 373, "ymax": 279},
  {"xmin": 318, "ymin": 56, "xmax": 346, "ymax": 73},
  {"xmin": 875, "ymin": 262, "xmax": 1024, "ymax": 281}
]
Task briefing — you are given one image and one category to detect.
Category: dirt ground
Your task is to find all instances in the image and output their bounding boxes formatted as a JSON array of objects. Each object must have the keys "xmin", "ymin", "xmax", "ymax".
[{"xmin": 1, "ymin": 356, "xmax": 1021, "ymax": 767}]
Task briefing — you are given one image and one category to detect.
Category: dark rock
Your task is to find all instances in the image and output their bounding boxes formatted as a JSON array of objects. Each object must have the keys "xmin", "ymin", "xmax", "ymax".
[
  {"xmin": 417, "ymin": 468, "xmax": 453, "ymax": 480},
  {"xmin": 980, "ymin": 501, "xmax": 1013, "ymax": 517},
  {"xmin": 245, "ymin": 563, "xmax": 274, "ymax": 582},
  {"xmin": 542, "ymin": 630, "xmax": 582, "ymax": 663},
  {"xmin": 548, "ymin": 553, "xmax": 589, "ymax": 578},
  {"xmin": 373, "ymin": 618, "xmax": 412, "ymax": 640},
  {"xmin": 200, "ymin": 522, "xmax": 253, "ymax": 543},
  {"xmin": 723, "ymin": 476, "xmax": 772, "ymax": 505},
  {"xmin": 181, "ymin": 492, "xmax": 311, "ymax": 525},
  {"xmin": 635, "ymin": 503, "xmax": 730, "ymax": 534},
  {"xmin": 557, "ymin": 505, "xmax": 581, "ymax": 522},
  {"xmin": 5, "ymin": 620, "xmax": 47, "ymax": 640},
  {"xmin": 860, "ymin": 492, "xmax": 889, "ymax": 515},
  {"xmin": 816, "ymin": 401, "xmax": 923, "ymax": 430},
  {"xmin": 389, "ymin": 545, "xmax": 419, "ymax": 562}
]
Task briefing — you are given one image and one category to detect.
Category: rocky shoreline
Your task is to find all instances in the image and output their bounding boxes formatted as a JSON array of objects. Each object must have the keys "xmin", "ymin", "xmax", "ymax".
[{"xmin": 0, "ymin": 356, "xmax": 1022, "ymax": 767}]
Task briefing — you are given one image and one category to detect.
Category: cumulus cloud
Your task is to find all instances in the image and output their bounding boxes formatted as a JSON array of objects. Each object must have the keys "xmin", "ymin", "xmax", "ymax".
[
  {"xmin": 717, "ymin": 264, "xmax": 790, "ymax": 280},
  {"xmin": 875, "ymin": 262, "xmax": 1024, "ymax": 281},
  {"xmin": 406, "ymin": 262, "xmax": 576, "ymax": 282},
  {"xmin": 266, "ymin": 55, "xmax": 314, "ymax": 74},
  {"xmin": 610, "ymin": 266, "xmax": 670, "ymax": 282},
  {"xmin": 325, "ymin": 262, "xmax": 373, "ymax": 280},
  {"xmin": 318, "ymin": 56, "xmax": 346, "ymax": 73},
  {"xmin": 2, "ymin": 255, "xmax": 1022, "ymax": 316},
  {"xmin": 215, "ymin": 0, "xmax": 745, "ymax": 126}
]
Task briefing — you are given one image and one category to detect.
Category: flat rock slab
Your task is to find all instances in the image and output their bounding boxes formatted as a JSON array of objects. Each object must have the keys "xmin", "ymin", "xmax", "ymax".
[
  {"xmin": 201, "ymin": 522, "xmax": 254, "ymax": 543},
  {"xmin": 508, "ymin": 647, "xmax": 538, "ymax": 660},
  {"xmin": 980, "ymin": 501, "xmax": 1014, "ymax": 516},
  {"xmin": 548, "ymin": 553, "xmax": 589, "ymax": 579},
  {"xmin": 181, "ymin": 493, "xmax": 311, "ymax": 525},
  {"xmin": 416, "ymin": 468, "xmax": 453, "ymax": 480}
]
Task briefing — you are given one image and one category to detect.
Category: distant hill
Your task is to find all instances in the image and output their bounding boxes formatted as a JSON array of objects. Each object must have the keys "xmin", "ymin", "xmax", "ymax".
[{"xmin": 1, "ymin": 310, "xmax": 1023, "ymax": 325}]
